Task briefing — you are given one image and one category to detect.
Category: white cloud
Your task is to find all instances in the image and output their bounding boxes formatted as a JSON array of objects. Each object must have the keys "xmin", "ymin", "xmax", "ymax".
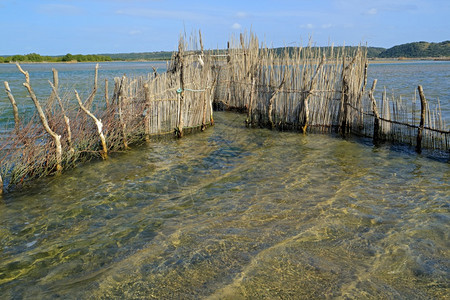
[
  {"xmin": 322, "ymin": 24, "xmax": 333, "ymax": 29},
  {"xmin": 129, "ymin": 30, "xmax": 141, "ymax": 35},
  {"xmin": 232, "ymin": 23, "xmax": 242, "ymax": 30},
  {"xmin": 367, "ymin": 8, "xmax": 377, "ymax": 15},
  {"xmin": 300, "ymin": 24, "xmax": 314, "ymax": 29},
  {"xmin": 236, "ymin": 11, "xmax": 247, "ymax": 18},
  {"xmin": 115, "ymin": 8, "xmax": 214, "ymax": 23},
  {"xmin": 38, "ymin": 4, "xmax": 83, "ymax": 15}
]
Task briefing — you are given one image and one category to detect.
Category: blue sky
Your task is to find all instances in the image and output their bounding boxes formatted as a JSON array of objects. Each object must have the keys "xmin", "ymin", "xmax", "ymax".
[{"xmin": 0, "ymin": 0, "xmax": 448, "ymax": 55}]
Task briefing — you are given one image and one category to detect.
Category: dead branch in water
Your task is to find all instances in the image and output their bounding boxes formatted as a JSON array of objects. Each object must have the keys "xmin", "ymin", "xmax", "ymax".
[
  {"xmin": 4, "ymin": 81, "xmax": 20, "ymax": 128},
  {"xmin": 16, "ymin": 63, "xmax": 63, "ymax": 173},
  {"xmin": 75, "ymin": 90, "xmax": 108, "ymax": 159}
]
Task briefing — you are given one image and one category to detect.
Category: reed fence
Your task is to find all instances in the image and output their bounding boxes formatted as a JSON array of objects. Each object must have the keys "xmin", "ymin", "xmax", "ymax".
[
  {"xmin": 0, "ymin": 31, "xmax": 448, "ymax": 194},
  {"xmin": 212, "ymin": 32, "xmax": 449, "ymax": 154},
  {"xmin": 0, "ymin": 33, "xmax": 214, "ymax": 194}
]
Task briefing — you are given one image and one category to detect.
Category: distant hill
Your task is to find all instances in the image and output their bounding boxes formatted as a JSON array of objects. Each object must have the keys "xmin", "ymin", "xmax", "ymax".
[
  {"xmin": 270, "ymin": 46, "xmax": 384, "ymax": 58},
  {"xmin": 378, "ymin": 41, "xmax": 450, "ymax": 58},
  {"xmin": 2, "ymin": 41, "xmax": 449, "ymax": 63},
  {"xmin": 91, "ymin": 42, "xmax": 450, "ymax": 60}
]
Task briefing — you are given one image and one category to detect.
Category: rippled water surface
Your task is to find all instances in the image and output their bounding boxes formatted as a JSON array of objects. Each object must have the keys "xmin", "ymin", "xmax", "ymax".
[
  {"xmin": 0, "ymin": 61, "xmax": 449, "ymax": 299},
  {"xmin": 0, "ymin": 111, "xmax": 448, "ymax": 299}
]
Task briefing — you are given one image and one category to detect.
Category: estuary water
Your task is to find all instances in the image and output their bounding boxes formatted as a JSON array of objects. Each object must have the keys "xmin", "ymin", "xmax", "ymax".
[{"xmin": 0, "ymin": 61, "xmax": 449, "ymax": 299}]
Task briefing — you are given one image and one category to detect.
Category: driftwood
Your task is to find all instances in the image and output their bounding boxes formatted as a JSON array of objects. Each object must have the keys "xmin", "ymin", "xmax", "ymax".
[
  {"xmin": 4, "ymin": 81, "xmax": 19, "ymax": 128},
  {"xmin": 48, "ymin": 81, "xmax": 74, "ymax": 154},
  {"xmin": 17, "ymin": 63, "xmax": 63, "ymax": 172},
  {"xmin": 75, "ymin": 90, "xmax": 108, "ymax": 159}
]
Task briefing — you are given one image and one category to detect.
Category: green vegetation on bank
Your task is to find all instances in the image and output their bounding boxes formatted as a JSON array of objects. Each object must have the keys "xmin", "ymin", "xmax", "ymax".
[
  {"xmin": 1, "ymin": 41, "xmax": 449, "ymax": 63},
  {"xmin": 0, "ymin": 53, "xmax": 113, "ymax": 63}
]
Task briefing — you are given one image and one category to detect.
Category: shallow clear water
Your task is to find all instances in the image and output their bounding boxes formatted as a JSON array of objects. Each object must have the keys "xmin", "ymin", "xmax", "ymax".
[
  {"xmin": 0, "ymin": 61, "xmax": 449, "ymax": 299},
  {"xmin": 0, "ymin": 111, "xmax": 449, "ymax": 299}
]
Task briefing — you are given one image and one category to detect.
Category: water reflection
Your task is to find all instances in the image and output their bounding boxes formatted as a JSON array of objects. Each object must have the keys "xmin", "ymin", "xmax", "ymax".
[{"xmin": 0, "ymin": 112, "xmax": 448, "ymax": 299}]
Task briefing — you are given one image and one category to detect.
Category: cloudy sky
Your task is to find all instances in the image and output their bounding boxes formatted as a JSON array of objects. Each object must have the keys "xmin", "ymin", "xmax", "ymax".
[{"xmin": 0, "ymin": 0, "xmax": 448, "ymax": 55}]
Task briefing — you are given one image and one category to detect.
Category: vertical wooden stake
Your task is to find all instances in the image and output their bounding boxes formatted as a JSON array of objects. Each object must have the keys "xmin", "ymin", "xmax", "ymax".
[
  {"xmin": 368, "ymin": 79, "xmax": 380, "ymax": 144},
  {"xmin": 416, "ymin": 85, "xmax": 427, "ymax": 153},
  {"xmin": 84, "ymin": 63, "xmax": 99, "ymax": 109},
  {"xmin": 246, "ymin": 76, "xmax": 256, "ymax": 126},
  {"xmin": 117, "ymin": 76, "xmax": 129, "ymax": 149},
  {"xmin": 47, "ymin": 68, "xmax": 59, "ymax": 109},
  {"xmin": 105, "ymin": 78, "xmax": 109, "ymax": 108},
  {"xmin": 144, "ymin": 83, "xmax": 151, "ymax": 141},
  {"xmin": 177, "ymin": 39, "xmax": 185, "ymax": 138}
]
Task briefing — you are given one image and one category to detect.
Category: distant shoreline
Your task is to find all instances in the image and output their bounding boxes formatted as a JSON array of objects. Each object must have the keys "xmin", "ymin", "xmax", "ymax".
[
  {"xmin": 368, "ymin": 57, "xmax": 450, "ymax": 63},
  {"xmin": 0, "ymin": 59, "xmax": 170, "ymax": 64},
  {"xmin": 1, "ymin": 57, "xmax": 448, "ymax": 65}
]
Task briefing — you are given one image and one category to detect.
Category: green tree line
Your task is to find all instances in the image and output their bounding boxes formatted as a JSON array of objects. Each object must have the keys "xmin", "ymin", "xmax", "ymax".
[{"xmin": 0, "ymin": 53, "xmax": 113, "ymax": 63}]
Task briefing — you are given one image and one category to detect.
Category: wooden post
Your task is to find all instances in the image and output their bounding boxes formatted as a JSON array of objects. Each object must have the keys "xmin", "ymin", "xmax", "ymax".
[
  {"xmin": 144, "ymin": 83, "xmax": 151, "ymax": 141},
  {"xmin": 105, "ymin": 78, "xmax": 109, "ymax": 108},
  {"xmin": 84, "ymin": 63, "xmax": 99, "ymax": 109},
  {"xmin": 17, "ymin": 63, "xmax": 63, "ymax": 172},
  {"xmin": 117, "ymin": 76, "xmax": 129, "ymax": 149},
  {"xmin": 369, "ymin": 80, "xmax": 380, "ymax": 144},
  {"xmin": 339, "ymin": 54, "xmax": 357, "ymax": 136},
  {"xmin": 4, "ymin": 81, "xmax": 20, "ymax": 128},
  {"xmin": 46, "ymin": 68, "xmax": 59, "ymax": 110},
  {"xmin": 176, "ymin": 39, "xmax": 185, "ymax": 138},
  {"xmin": 416, "ymin": 85, "xmax": 427, "ymax": 153},
  {"xmin": 341, "ymin": 79, "xmax": 349, "ymax": 134},
  {"xmin": 246, "ymin": 76, "xmax": 256, "ymax": 126}
]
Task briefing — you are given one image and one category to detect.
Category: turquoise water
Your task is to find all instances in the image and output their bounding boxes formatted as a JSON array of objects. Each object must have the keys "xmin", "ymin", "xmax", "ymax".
[{"xmin": 0, "ymin": 62, "xmax": 449, "ymax": 299}]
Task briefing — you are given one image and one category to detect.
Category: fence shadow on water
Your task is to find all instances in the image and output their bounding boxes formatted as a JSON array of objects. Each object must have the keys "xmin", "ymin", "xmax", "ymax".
[{"xmin": 1, "ymin": 32, "xmax": 448, "ymax": 194}]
